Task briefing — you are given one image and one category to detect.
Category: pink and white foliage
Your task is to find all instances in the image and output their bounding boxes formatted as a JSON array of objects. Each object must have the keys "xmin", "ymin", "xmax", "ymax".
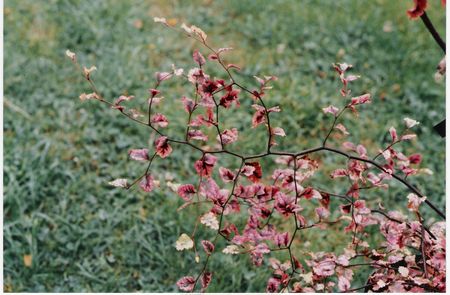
[
  {"xmin": 150, "ymin": 113, "xmax": 169, "ymax": 128},
  {"xmin": 218, "ymin": 128, "xmax": 238, "ymax": 145},
  {"xmin": 139, "ymin": 174, "xmax": 154, "ymax": 192},
  {"xmin": 177, "ymin": 184, "xmax": 196, "ymax": 201},
  {"xmin": 72, "ymin": 16, "xmax": 445, "ymax": 293},
  {"xmin": 176, "ymin": 276, "xmax": 196, "ymax": 292},
  {"xmin": 128, "ymin": 149, "xmax": 149, "ymax": 161},
  {"xmin": 154, "ymin": 136, "xmax": 172, "ymax": 158},
  {"xmin": 194, "ymin": 154, "xmax": 217, "ymax": 178}
]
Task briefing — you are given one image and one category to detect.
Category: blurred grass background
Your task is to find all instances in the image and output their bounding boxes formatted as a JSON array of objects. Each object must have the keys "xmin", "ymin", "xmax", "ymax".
[{"xmin": 3, "ymin": 0, "xmax": 445, "ymax": 292}]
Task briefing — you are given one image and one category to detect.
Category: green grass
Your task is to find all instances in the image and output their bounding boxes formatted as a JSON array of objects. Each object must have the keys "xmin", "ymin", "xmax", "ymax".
[{"xmin": 4, "ymin": 0, "xmax": 445, "ymax": 292}]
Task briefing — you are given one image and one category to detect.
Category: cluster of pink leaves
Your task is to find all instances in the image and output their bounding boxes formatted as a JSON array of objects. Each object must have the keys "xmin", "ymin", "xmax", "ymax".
[{"xmin": 71, "ymin": 16, "xmax": 446, "ymax": 293}]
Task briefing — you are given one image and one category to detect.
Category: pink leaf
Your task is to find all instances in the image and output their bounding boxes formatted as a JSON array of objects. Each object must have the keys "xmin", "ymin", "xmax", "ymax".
[
  {"xmin": 226, "ymin": 63, "xmax": 241, "ymax": 70},
  {"xmin": 190, "ymin": 25, "xmax": 207, "ymax": 41},
  {"xmin": 338, "ymin": 276, "xmax": 351, "ymax": 291},
  {"xmin": 266, "ymin": 277, "xmax": 281, "ymax": 293},
  {"xmin": 208, "ymin": 53, "xmax": 218, "ymax": 60},
  {"xmin": 218, "ymin": 47, "xmax": 233, "ymax": 54},
  {"xmin": 139, "ymin": 174, "xmax": 154, "ymax": 192},
  {"xmin": 243, "ymin": 162, "xmax": 262, "ymax": 183},
  {"xmin": 407, "ymin": 0, "xmax": 427, "ymax": 19},
  {"xmin": 188, "ymin": 129, "xmax": 208, "ymax": 141},
  {"xmin": 172, "ymin": 64, "xmax": 184, "ymax": 76},
  {"xmin": 356, "ymin": 144, "xmax": 367, "ymax": 158},
  {"xmin": 389, "ymin": 127, "xmax": 398, "ymax": 142},
  {"xmin": 302, "ymin": 187, "xmax": 322, "ymax": 200},
  {"xmin": 201, "ymin": 240, "xmax": 215, "ymax": 255},
  {"xmin": 182, "ymin": 96, "xmax": 195, "ymax": 113},
  {"xmin": 219, "ymin": 128, "xmax": 238, "ymax": 144},
  {"xmin": 193, "ymin": 50, "xmax": 206, "ymax": 66},
  {"xmin": 333, "ymin": 63, "xmax": 352, "ymax": 75},
  {"xmin": 194, "ymin": 154, "xmax": 217, "ymax": 178},
  {"xmin": 150, "ymin": 113, "xmax": 169, "ymax": 128},
  {"xmin": 342, "ymin": 141, "xmax": 356, "ymax": 151},
  {"xmin": 267, "ymin": 106, "xmax": 281, "ymax": 113},
  {"xmin": 271, "ymin": 127, "xmax": 286, "ymax": 137},
  {"xmin": 274, "ymin": 232, "xmax": 289, "ymax": 247},
  {"xmin": 200, "ymin": 272, "xmax": 212, "ymax": 291},
  {"xmin": 254, "ymin": 76, "xmax": 265, "ymax": 86},
  {"xmin": 177, "ymin": 184, "xmax": 196, "ymax": 201},
  {"xmin": 407, "ymin": 193, "xmax": 426, "ymax": 212},
  {"xmin": 219, "ymin": 167, "xmax": 235, "ymax": 182},
  {"xmin": 409, "ymin": 153, "xmax": 422, "ymax": 164},
  {"xmin": 154, "ymin": 136, "xmax": 172, "ymax": 158},
  {"xmin": 345, "ymin": 74, "xmax": 359, "ymax": 82},
  {"xmin": 148, "ymin": 96, "xmax": 163, "ymax": 106},
  {"xmin": 108, "ymin": 178, "xmax": 128, "ymax": 188},
  {"xmin": 274, "ymin": 192, "xmax": 301, "ymax": 216},
  {"xmin": 350, "ymin": 93, "xmax": 371, "ymax": 105},
  {"xmin": 128, "ymin": 149, "xmax": 149, "ymax": 161},
  {"xmin": 219, "ymin": 86, "xmax": 240, "ymax": 108},
  {"xmin": 404, "ymin": 117, "xmax": 420, "ymax": 128},
  {"xmin": 155, "ymin": 72, "xmax": 172, "ymax": 82},
  {"xmin": 176, "ymin": 276, "xmax": 195, "ymax": 292},
  {"xmin": 335, "ymin": 123, "xmax": 349, "ymax": 135},
  {"xmin": 315, "ymin": 206, "xmax": 330, "ymax": 219},
  {"xmin": 252, "ymin": 105, "xmax": 266, "ymax": 128},
  {"xmin": 313, "ymin": 257, "xmax": 336, "ymax": 277},
  {"xmin": 114, "ymin": 95, "xmax": 134, "ymax": 105},
  {"xmin": 322, "ymin": 105, "xmax": 339, "ymax": 116},
  {"xmin": 149, "ymin": 88, "xmax": 160, "ymax": 97},
  {"xmin": 240, "ymin": 165, "xmax": 255, "ymax": 176}
]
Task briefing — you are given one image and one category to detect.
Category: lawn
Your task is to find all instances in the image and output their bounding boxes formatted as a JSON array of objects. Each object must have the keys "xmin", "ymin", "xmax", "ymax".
[{"xmin": 3, "ymin": 0, "xmax": 445, "ymax": 292}]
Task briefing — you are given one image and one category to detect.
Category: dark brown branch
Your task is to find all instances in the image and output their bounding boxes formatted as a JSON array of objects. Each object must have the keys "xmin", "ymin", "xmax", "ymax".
[{"xmin": 420, "ymin": 12, "xmax": 446, "ymax": 53}]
